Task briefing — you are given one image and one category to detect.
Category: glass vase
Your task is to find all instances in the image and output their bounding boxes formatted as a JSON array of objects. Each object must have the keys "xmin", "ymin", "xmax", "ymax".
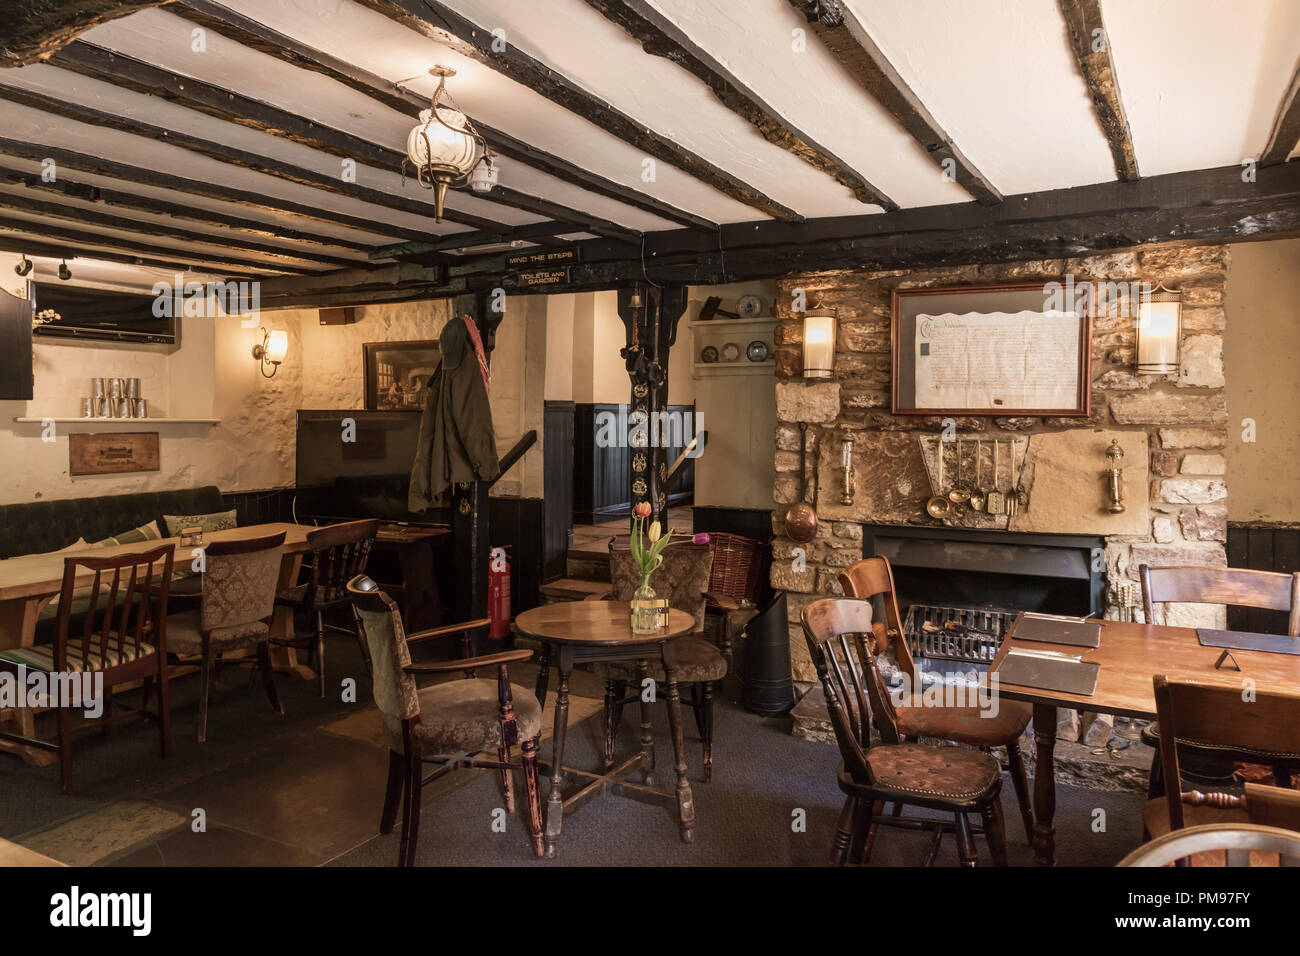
[{"xmin": 630, "ymin": 580, "xmax": 659, "ymax": 634}]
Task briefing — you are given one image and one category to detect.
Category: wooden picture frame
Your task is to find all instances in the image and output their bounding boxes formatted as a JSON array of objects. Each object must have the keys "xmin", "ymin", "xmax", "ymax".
[
  {"xmin": 891, "ymin": 282, "xmax": 1092, "ymax": 417},
  {"xmin": 363, "ymin": 340, "xmax": 441, "ymax": 411}
]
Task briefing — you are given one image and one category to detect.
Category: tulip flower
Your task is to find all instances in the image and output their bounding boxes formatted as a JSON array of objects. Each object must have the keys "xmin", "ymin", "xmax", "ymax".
[{"xmin": 648, "ymin": 521, "xmax": 661, "ymax": 543}]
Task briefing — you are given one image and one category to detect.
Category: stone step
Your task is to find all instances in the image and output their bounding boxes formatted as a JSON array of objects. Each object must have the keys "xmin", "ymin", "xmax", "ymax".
[
  {"xmin": 539, "ymin": 578, "xmax": 610, "ymax": 603},
  {"xmin": 565, "ymin": 550, "xmax": 610, "ymax": 582}
]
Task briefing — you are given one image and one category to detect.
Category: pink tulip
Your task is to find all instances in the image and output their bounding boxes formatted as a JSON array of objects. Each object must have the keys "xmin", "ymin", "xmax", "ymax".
[
  {"xmin": 693, "ymin": 533, "xmax": 710, "ymax": 545},
  {"xmin": 634, "ymin": 501, "xmax": 652, "ymax": 518}
]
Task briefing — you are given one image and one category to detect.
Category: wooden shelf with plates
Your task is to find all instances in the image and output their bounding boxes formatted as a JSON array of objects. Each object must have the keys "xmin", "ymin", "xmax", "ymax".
[{"xmin": 690, "ymin": 316, "xmax": 777, "ymax": 378}]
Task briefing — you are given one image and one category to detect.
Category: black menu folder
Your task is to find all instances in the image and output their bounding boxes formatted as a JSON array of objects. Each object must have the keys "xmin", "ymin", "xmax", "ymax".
[
  {"xmin": 1197, "ymin": 628, "xmax": 1300, "ymax": 656},
  {"xmin": 1010, "ymin": 613, "xmax": 1102, "ymax": 649},
  {"xmin": 994, "ymin": 651, "xmax": 1100, "ymax": 696}
]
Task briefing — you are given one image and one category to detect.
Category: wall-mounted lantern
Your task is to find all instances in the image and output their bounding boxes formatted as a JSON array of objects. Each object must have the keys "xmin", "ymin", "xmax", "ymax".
[
  {"xmin": 1136, "ymin": 282, "xmax": 1182, "ymax": 374},
  {"xmin": 802, "ymin": 302, "xmax": 837, "ymax": 379},
  {"xmin": 252, "ymin": 328, "xmax": 288, "ymax": 378}
]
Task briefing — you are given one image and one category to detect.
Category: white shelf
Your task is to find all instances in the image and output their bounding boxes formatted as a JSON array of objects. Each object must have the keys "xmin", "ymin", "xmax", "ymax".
[
  {"xmin": 688, "ymin": 317, "xmax": 776, "ymax": 330},
  {"xmin": 14, "ymin": 417, "xmax": 221, "ymax": 426},
  {"xmin": 692, "ymin": 360, "xmax": 775, "ymax": 376}
]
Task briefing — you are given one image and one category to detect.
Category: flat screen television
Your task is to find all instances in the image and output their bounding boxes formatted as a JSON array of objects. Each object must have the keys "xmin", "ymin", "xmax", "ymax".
[
  {"xmin": 295, "ymin": 409, "xmax": 444, "ymax": 525},
  {"xmin": 31, "ymin": 282, "xmax": 177, "ymax": 344}
]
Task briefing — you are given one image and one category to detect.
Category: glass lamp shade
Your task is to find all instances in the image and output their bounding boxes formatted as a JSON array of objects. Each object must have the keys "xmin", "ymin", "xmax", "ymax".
[
  {"xmin": 406, "ymin": 107, "xmax": 480, "ymax": 178},
  {"xmin": 1136, "ymin": 286, "xmax": 1181, "ymax": 374},
  {"xmin": 802, "ymin": 308, "xmax": 837, "ymax": 379},
  {"xmin": 264, "ymin": 329, "xmax": 288, "ymax": 364}
]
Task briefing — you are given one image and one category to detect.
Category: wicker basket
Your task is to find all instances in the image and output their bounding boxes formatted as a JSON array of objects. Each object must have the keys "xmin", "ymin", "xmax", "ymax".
[{"xmin": 706, "ymin": 532, "xmax": 768, "ymax": 606}]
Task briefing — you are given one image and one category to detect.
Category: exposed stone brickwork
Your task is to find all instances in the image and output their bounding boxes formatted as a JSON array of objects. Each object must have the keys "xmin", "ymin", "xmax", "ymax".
[{"xmin": 772, "ymin": 246, "xmax": 1230, "ymax": 681}]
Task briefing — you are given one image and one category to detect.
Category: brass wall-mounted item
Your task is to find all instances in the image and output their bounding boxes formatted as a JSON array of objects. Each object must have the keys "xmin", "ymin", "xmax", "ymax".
[
  {"xmin": 1104, "ymin": 438, "xmax": 1125, "ymax": 513},
  {"xmin": 840, "ymin": 432, "xmax": 855, "ymax": 506}
]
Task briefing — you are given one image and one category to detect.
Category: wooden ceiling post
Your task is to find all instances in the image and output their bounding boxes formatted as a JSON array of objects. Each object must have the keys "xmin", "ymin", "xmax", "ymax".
[
  {"xmin": 618, "ymin": 282, "xmax": 687, "ymax": 529},
  {"xmin": 1058, "ymin": 0, "xmax": 1141, "ymax": 182}
]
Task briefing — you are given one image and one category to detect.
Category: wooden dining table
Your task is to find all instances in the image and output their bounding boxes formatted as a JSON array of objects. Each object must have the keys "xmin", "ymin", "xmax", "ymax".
[
  {"xmin": 0, "ymin": 521, "xmax": 319, "ymax": 767},
  {"xmin": 990, "ymin": 614, "xmax": 1300, "ymax": 866}
]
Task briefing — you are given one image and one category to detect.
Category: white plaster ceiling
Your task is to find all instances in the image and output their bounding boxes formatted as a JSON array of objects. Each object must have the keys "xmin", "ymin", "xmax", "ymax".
[
  {"xmin": 0, "ymin": 0, "xmax": 1295, "ymax": 287},
  {"xmin": 1102, "ymin": 0, "xmax": 1300, "ymax": 175}
]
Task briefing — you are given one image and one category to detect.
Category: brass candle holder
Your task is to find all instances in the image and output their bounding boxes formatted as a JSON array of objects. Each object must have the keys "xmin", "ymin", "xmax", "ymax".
[
  {"xmin": 840, "ymin": 433, "xmax": 855, "ymax": 506},
  {"xmin": 1104, "ymin": 438, "xmax": 1125, "ymax": 514}
]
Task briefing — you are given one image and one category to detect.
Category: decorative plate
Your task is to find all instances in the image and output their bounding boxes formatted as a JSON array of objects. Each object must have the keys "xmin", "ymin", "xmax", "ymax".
[
  {"xmin": 737, "ymin": 294, "xmax": 764, "ymax": 318},
  {"xmin": 746, "ymin": 340, "xmax": 769, "ymax": 362},
  {"xmin": 721, "ymin": 341, "xmax": 741, "ymax": 362},
  {"xmin": 700, "ymin": 345, "xmax": 719, "ymax": 363}
]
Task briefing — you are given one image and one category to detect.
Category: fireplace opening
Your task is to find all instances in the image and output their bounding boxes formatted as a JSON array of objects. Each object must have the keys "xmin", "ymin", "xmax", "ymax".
[{"xmin": 862, "ymin": 525, "xmax": 1106, "ymax": 688}]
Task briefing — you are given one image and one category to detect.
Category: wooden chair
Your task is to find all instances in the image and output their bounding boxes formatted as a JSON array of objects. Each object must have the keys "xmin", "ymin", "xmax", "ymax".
[
  {"xmin": 589, "ymin": 537, "xmax": 734, "ymax": 782},
  {"xmin": 346, "ymin": 574, "xmax": 544, "ymax": 866},
  {"xmin": 1120, "ymin": 823, "xmax": 1300, "ymax": 867},
  {"xmin": 1143, "ymin": 674, "xmax": 1300, "ymax": 864},
  {"xmin": 0, "ymin": 544, "xmax": 175, "ymax": 793},
  {"xmin": 273, "ymin": 518, "xmax": 378, "ymax": 698},
  {"xmin": 1140, "ymin": 564, "xmax": 1300, "ymax": 792},
  {"xmin": 164, "ymin": 532, "xmax": 286, "ymax": 742},
  {"xmin": 801, "ymin": 597, "xmax": 1007, "ymax": 867},
  {"xmin": 839, "ymin": 556, "xmax": 1034, "ymax": 843},
  {"xmin": 1181, "ymin": 782, "xmax": 1300, "ymax": 832}
]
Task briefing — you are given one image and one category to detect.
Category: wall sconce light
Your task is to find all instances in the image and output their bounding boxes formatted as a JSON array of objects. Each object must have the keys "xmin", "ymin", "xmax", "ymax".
[
  {"xmin": 252, "ymin": 328, "xmax": 288, "ymax": 378},
  {"xmin": 802, "ymin": 302, "xmax": 837, "ymax": 379},
  {"xmin": 1136, "ymin": 282, "xmax": 1182, "ymax": 374},
  {"xmin": 14, "ymin": 255, "xmax": 32, "ymax": 277}
]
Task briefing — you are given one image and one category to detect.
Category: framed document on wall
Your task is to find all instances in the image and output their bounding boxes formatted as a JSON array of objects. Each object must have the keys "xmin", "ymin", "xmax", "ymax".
[{"xmin": 891, "ymin": 283, "xmax": 1092, "ymax": 417}]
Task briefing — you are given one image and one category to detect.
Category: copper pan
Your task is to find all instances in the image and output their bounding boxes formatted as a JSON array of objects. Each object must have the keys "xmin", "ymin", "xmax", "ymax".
[{"xmin": 786, "ymin": 422, "xmax": 818, "ymax": 543}]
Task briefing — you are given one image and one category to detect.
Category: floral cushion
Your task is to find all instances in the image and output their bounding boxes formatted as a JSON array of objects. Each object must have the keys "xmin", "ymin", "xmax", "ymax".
[
  {"xmin": 162, "ymin": 510, "xmax": 238, "ymax": 537},
  {"xmin": 166, "ymin": 609, "xmax": 269, "ymax": 654},
  {"xmin": 383, "ymin": 678, "xmax": 542, "ymax": 756}
]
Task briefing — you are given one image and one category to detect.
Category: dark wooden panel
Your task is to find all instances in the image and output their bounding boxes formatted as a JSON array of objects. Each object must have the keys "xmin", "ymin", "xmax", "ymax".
[
  {"xmin": 0, "ymin": 285, "xmax": 33, "ymax": 400},
  {"xmin": 692, "ymin": 506, "xmax": 774, "ymax": 542},
  {"xmin": 1227, "ymin": 524, "xmax": 1299, "ymax": 634},
  {"xmin": 489, "ymin": 495, "xmax": 544, "ymax": 615},
  {"xmin": 572, "ymin": 402, "xmax": 695, "ymax": 524},
  {"xmin": 543, "ymin": 401, "xmax": 574, "ymax": 581},
  {"xmin": 222, "ymin": 488, "xmax": 295, "ymax": 526}
]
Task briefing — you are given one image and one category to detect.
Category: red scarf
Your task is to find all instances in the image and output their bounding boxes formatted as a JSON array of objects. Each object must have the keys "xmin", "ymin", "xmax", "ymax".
[{"xmin": 461, "ymin": 314, "xmax": 490, "ymax": 396}]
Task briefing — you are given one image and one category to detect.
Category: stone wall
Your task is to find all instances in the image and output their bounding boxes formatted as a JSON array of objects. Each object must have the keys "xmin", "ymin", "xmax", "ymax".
[{"xmin": 770, "ymin": 244, "xmax": 1230, "ymax": 682}]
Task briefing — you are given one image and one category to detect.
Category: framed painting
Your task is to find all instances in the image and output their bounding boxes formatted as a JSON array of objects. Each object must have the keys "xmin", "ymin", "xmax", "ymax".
[
  {"xmin": 891, "ymin": 282, "xmax": 1093, "ymax": 417},
  {"xmin": 363, "ymin": 340, "xmax": 441, "ymax": 411}
]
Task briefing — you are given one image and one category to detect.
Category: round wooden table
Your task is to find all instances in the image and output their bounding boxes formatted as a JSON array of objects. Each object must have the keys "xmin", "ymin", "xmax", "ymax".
[{"xmin": 514, "ymin": 601, "xmax": 697, "ymax": 857}]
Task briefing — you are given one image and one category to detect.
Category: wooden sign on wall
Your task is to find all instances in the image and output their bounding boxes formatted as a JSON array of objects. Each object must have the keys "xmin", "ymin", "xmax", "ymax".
[{"xmin": 69, "ymin": 432, "xmax": 160, "ymax": 476}]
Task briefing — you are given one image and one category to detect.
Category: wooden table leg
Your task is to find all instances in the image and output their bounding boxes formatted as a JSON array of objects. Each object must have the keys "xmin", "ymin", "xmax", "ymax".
[
  {"xmin": 0, "ymin": 594, "xmax": 59, "ymax": 767},
  {"xmin": 534, "ymin": 643, "xmax": 550, "ymax": 711},
  {"xmin": 636, "ymin": 659, "xmax": 655, "ymax": 786},
  {"xmin": 661, "ymin": 655, "xmax": 695, "ymax": 845},
  {"xmin": 543, "ymin": 651, "xmax": 571, "ymax": 859},
  {"xmin": 1031, "ymin": 703, "xmax": 1058, "ymax": 866},
  {"xmin": 269, "ymin": 554, "xmax": 314, "ymax": 680}
]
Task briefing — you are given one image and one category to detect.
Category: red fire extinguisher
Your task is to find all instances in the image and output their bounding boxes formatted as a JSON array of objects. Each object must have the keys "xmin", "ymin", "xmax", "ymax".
[{"xmin": 488, "ymin": 546, "xmax": 511, "ymax": 639}]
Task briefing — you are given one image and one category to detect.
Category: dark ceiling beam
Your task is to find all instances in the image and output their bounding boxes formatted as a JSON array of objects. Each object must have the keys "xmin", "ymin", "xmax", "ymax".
[
  {"xmin": 0, "ymin": 0, "xmax": 169, "ymax": 66},
  {"xmin": 0, "ymin": 165, "xmax": 384, "ymax": 254},
  {"xmin": 0, "ymin": 82, "xmax": 515, "ymax": 233},
  {"xmin": 46, "ymin": 42, "xmax": 640, "ymax": 242},
  {"xmin": 1260, "ymin": 58, "xmax": 1300, "ymax": 166},
  {"xmin": 370, "ymin": 220, "xmax": 579, "ymax": 261},
  {"xmin": 257, "ymin": 161, "xmax": 1300, "ymax": 306},
  {"xmin": 353, "ymin": 0, "xmax": 801, "ymax": 222},
  {"xmin": 0, "ymin": 212, "xmax": 316, "ymax": 274},
  {"xmin": 0, "ymin": 234, "xmax": 252, "ymax": 279},
  {"xmin": 0, "ymin": 189, "xmax": 363, "ymax": 269},
  {"xmin": 786, "ymin": 0, "xmax": 1001, "ymax": 205},
  {"xmin": 171, "ymin": 0, "xmax": 717, "ymax": 231},
  {"xmin": 588, "ymin": 0, "xmax": 895, "ymax": 211},
  {"xmin": 0, "ymin": 135, "xmax": 441, "ymax": 243},
  {"xmin": 1058, "ymin": 0, "xmax": 1140, "ymax": 182}
]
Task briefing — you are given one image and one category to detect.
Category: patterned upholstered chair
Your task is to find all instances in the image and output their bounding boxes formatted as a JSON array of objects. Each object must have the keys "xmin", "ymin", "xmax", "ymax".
[
  {"xmin": 589, "ymin": 536, "xmax": 734, "ymax": 782},
  {"xmin": 164, "ymin": 532, "xmax": 286, "ymax": 743},
  {"xmin": 802, "ymin": 597, "xmax": 1008, "ymax": 867},
  {"xmin": 347, "ymin": 574, "xmax": 544, "ymax": 866}
]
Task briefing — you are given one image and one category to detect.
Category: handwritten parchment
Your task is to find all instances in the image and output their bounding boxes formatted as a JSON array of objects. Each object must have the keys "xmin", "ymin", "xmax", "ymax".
[{"xmin": 913, "ymin": 310, "xmax": 1081, "ymax": 410}]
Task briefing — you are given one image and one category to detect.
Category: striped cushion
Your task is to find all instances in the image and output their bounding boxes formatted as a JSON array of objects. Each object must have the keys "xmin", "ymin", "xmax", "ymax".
[{"xmin": 0, "ymin": 640, "xmax": 157, "ymax": 674}]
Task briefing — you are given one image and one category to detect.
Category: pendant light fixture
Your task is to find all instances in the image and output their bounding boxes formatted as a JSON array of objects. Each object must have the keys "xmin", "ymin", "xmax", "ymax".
[{"xmin": 403, "ymin": 66, "xmax": 493, "ymax": 222}]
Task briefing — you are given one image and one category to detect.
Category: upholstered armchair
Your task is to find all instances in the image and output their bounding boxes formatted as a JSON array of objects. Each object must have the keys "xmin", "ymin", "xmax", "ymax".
[
  {"xmin": 347, "ymin": 574, "xmax": 544, "ymax": 866},
  {"xmin": 587, "ymin": 536, "xmax": 735, "ymax": 782}
]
